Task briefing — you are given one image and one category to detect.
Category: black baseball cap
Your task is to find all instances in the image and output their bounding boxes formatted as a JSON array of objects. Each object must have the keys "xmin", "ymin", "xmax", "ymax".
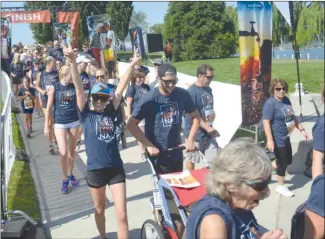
[{"xmin": 158, "ymin": 63, "xmax": 177, "ymax": 78}]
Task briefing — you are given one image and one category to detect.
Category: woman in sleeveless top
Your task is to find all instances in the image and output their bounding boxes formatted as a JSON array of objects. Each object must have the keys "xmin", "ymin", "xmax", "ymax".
[
  {"xmin": 64, "ymin": 45, "xmax": 141, "ymax": 239},
  {"xmin": 44, "ymin": 64, "xmax": 80, "ymax": 194}
]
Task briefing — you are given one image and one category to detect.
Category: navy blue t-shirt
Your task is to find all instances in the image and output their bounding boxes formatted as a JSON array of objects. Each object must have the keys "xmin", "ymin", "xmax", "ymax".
[
  {"xmin": 184, "ymin": 84, "xmax": 215, "ymax": 141},
  {"xmin": 10, "ymin": 62, "xmax": 23, "ymax": 77},
  {"xmin": 18, "ymin": 87, "xmax": 36, "ymax": 110},
  {"xmin": 40, "ymin": 70, "xmax": 59, "ymax": 108},
  {"xmin": 53, "ymin": 82, "xmax": 79, "ymax": 124},
  {"xmin": 132, "ymin": 87, "xmax": 196, "ymax": 150},
  {"xmin": 262, "ymin": 96, "xmax": 295, "ymax": 147},
  {"xmin": 79, "ymin": 103, "xmax": 123, "ymax": 170},
  {"xmin": 306, "ymin": 174, "xmax": 324, "ymax": 217},
  {"xmin": 125, "ymin": 83, "xmax": 150, "ymax": 112},
  {"xmin": 186, "ymin": 194, "xmax": 261, "ymax": 239},
  {"xmin": 312, "ymin": 114, "xmax": 324, "ymax": 152}
]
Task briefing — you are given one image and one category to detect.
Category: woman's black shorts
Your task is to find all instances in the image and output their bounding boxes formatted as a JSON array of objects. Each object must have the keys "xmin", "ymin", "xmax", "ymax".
[
  {"xmin": 87, "ymin": 166, "xmax": 126, "ymax": 188},
  {"xmin": 274, "ymin": 137, "xmax": 293, "ymax": 167}
]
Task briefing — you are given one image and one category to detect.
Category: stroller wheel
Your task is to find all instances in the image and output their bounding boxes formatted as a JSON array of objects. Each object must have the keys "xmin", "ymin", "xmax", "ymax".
[{"xmin": 141, "ymin": 219, "xmax": 165, "ymax": 239}]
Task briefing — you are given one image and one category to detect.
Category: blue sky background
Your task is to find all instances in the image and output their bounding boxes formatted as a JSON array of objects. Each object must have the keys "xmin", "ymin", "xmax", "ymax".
[{"xmin": 1, "ymin": 1, "xmax": 289, "ymax": 45}]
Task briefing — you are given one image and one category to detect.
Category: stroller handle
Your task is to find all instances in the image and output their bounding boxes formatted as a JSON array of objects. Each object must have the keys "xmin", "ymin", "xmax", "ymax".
[{"xmin": 161, "ymin": 145, "xmax": 186, "ymax": 153}]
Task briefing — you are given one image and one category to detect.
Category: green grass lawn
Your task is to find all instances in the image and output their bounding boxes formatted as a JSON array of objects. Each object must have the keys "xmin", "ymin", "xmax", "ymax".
[
  {"xmin": 173, "ymin": 58, "xmax": 324, "ymax": 93},
  {"xmin": 7, "ymin": 113, "xmax": 40, "ymax": 220},
  {"xmin": 119, "ymin": 52, "xmax": 323, "ymax": 93}
]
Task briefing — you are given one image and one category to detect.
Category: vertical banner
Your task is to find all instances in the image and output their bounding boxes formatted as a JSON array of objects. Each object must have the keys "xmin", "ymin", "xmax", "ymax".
[
  {"xmin": 1, "ymin": 17, "xmax": 12, "ymax": 55},
  {"xmin": 53, "ymin": 23, "xmax": 72, "ymax": 48},
  {"xmin": 87, "ymin": 14, "xmax": 116, "ymax": 66},
  {"xmin": 129, "ymin": 26, "xmax": 145, "ymax": 58},
  {"xmin": 238, "ymin": 2, "xmax": 273, "ymax": 126},
  {"xmin": 57, "ymin": 11, "xmax": 80, "ymax": 48}
]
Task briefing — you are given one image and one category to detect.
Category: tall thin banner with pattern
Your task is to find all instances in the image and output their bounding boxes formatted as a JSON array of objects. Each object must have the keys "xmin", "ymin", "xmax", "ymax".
[{"xmin": 238, "ymin": 2, "xmax": 273, "ymax": 126}]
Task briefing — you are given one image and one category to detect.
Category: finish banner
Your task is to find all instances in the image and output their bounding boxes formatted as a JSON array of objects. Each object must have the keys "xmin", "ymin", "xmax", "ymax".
[
  {"xmin": 0, "ymin": 10, "xmax": 51, "ymax": 23},
  {"xmin": 57, "ymin": 11, "xmax": 80, "ymax": 48},
  {"xmin": 238, "ymin": 2, "xmax": 273, "ymax": 126},
  {"xmin": 129, "ymin": 26, "xmax": 145, "ymax": 58}
]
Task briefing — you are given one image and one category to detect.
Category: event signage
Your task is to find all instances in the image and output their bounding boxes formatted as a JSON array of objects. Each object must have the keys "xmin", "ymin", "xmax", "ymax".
[
  {"xmin": 57, "ymin": 11, "xmax": 80, "ymax": 48},
  {"xmin": 0, "ymin": 10, "xmax": 51, "ymax": 23},
  {"xmin": 129, "ymin": 26, "xmax": 146, "ymax": 58},
  {"xmin": 238, "ymin": 1, "xmax": 273, "ymax": 126}
]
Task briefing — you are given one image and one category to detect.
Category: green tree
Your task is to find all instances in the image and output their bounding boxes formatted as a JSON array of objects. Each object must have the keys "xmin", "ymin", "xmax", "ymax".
[
  {"xmin": 164, "ymin": 2, "xmax": 236, "ymax": 62},
  {"xmin": 272, "ymin": 4, "xmax": 291, "ymax": 47},
  {"xmin": 129, "ymin": 10, "xmax": 149, "ymax": 33},
  {"xmin": 225, "ymin": 6, "xmax": 239, "ymax": 50},
  {"xmin": 106, "ymin": 2, "xmax": 133, "ymax": 51},
  {"xmin": 24, "ymin": 2, "xmax": 65, "ymax": 44},
  {"xmin": 149, "ymin": 23, "xmax": 164, "ymax": 34},
  {"xmin": 296, "ymin": 2, "xmax": 324, "ymax": 47}
]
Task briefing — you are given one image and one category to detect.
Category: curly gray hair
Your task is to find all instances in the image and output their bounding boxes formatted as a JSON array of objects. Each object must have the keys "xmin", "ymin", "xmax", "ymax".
[{"xmin": 206, "ymin": 138, "xmax": 272, "ymax": 202}]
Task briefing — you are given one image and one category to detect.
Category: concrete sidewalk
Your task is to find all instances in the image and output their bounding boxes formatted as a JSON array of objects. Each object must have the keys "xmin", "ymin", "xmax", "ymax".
[{"xmin": 16, "ymin": 93, "xmax": 321, "ymax": 238}]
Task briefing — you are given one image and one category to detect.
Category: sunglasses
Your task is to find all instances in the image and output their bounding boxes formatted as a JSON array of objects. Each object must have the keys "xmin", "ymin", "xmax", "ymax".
[
  {"xmin": 243, "ymin": 177, "xmax": 271, "ymax": 191},
  {"xmin": 275, "ymin": 87, "xmax": 287, "ymax": 92},
  {"xmin": 92, "ymin": 95, "xmax": 110, "ymax": 102},
  {"xmin": 96, "ymin": 75, "xmax": 105, "ymax": 79},
  {"xmin": 205, "ymin": 75, "xmax": 214, "ymax": 81},
  {"xmin": 161, "ymin": 78, "xmax": 178, "ymax": 86}
]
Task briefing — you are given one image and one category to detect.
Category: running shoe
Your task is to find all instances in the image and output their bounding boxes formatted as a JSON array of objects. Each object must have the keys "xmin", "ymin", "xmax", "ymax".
[
  {"xmin": 36, "ymin": 113, "xmax": 40, "ymax": 119},
  {"xmin": 61, "ymin": 180, "xmax": 69, "ymax": 194},
  {"xmin": 68, "ymin": 175, "xmax": 80, "ymax": 187},
  {"xmin": 49, "ymin": 145, "xmax": 54, "ymax": 154},
  {"xmin": 26, "ymin": 132, "xmax": 31, "ymax": 138},
  {"xmin": 276, "ymin": 185, "xmax": 294, "ymax": 197}
]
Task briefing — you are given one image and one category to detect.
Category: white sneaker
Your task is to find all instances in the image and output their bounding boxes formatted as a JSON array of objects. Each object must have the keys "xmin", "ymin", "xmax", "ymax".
[{"xmin": 276, "ymin": 185, "xmax": 294, "ymax": 197}]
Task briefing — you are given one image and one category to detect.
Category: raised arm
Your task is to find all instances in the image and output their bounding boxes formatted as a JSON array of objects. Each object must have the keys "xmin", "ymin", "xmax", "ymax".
[
  {"xmin": 114, "ymin": 48, "xmax": 141, "ymax": 108},
  {"xmin": 63, "ymin": 46, "xmax": 85, "ymax": 112}
]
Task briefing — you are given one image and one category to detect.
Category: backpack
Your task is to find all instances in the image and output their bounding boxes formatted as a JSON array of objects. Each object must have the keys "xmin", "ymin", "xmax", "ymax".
[{"xmin": 291, "ymin": 202, "xmax": 307, "ymax": 239}]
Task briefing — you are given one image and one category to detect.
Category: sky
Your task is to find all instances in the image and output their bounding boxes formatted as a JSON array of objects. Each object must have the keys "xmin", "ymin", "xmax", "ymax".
[{"xmin": 1, "ymin": 1, "xmax": 290, "ymax": 45}]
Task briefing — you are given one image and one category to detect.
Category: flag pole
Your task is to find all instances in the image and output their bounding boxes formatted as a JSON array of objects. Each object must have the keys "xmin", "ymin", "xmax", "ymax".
[{"xmin": 289, "ymin": 2, "xmax": 303, "ymax": 119}]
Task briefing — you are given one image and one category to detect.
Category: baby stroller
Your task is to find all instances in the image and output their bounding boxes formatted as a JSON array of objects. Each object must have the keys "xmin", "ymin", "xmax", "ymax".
[{"xmin": 140, "ymin": 146, "xmax": 209, "ymax": 239}]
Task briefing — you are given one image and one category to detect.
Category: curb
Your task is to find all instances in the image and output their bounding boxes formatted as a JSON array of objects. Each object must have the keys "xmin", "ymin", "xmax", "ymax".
[{"xmin": 15, "ymin": 110, "xmax": 48, "ymax": 239}]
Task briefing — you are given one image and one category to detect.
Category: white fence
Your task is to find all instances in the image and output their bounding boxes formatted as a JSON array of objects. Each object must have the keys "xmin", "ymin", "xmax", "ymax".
[{"xmin": 1, "ymin": 71, "xmax": 16, "ymax": 214}]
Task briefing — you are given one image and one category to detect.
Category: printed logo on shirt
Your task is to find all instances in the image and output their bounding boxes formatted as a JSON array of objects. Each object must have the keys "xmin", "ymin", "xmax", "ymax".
[
  {"xmin": 201, "ymin": 93, "xmax": 215, "ymax": 125},
  {"xmin": 160, "ymin": 102, "xmax": 179, "ymax": 127},
  {"xmin": 281, "ymin": 105, "xmax": 295, "ymax": 135},
  {"xmin": 59, "ymin": 91, "xmax": 75, "ymax": 107},
  {"xmin": 95, "ymin": 116, "xmax": 115, "ymax": 143},
  {"xmin": 239, "ymin": 219, "xmax": 260, "ymax": 239},
  {"xmin": 138, "ymin": 87, "xmax": 148, "ymax": 97},
  {"xmin": 82, "ymin": 77, "xmax": 90, "ymax": 91},
  {"xmin": 44, "ymin": 74, "xmax": 58, "ymax": 91}
]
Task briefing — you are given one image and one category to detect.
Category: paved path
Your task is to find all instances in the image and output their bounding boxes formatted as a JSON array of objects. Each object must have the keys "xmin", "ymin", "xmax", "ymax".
[{"xmin": 15, "ymin": 93, "xmax": 321, "ymax": 238}]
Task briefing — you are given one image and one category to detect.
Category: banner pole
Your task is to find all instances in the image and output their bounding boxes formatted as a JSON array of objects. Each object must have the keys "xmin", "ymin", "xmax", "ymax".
[{"xmin": 289, "ymin": 2, "xmax": 303, "ymax": 119}]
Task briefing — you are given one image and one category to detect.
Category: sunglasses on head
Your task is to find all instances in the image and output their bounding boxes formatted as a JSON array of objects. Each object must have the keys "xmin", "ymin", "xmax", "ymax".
[
  {"xmin": 92, "ymin": 94, "xmax": 110, "ymax": 102},
  {"xmin": 243, "ymin": 177, "xmax": 271, "ymax": 191},
  {"xmin": 275, "ymin": 87, "xmax": 287, "ymax": 92},
  {"xmin": 161, "ymin": 78, "xmax": 178, "ymax": 86},
  {"xmin": 96, "ymin": 75, "xmax": 105, "ymax": 79}
]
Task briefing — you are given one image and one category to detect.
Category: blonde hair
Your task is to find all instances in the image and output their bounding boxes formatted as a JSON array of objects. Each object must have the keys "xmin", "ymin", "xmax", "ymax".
[
  {"xmin": 44, "ymin": 56, "xmax": 55, "ymax": 66},
  {"xmin": 59, "ymin": 65, "xmax": 71, "ymax": 81},
  {"xmin": 12, "ymin": 53, "xmax": 21, "ymax": 64}
]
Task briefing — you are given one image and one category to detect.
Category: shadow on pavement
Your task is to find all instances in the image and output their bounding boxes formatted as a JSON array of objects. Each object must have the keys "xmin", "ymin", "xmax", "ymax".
[
  {"xmin": 124, "ymin": 161, "xmax": 151, "ymax": 180},
  {"xmin": 288, "ymin": 140, "xmax": 313, "ymax": 175}
]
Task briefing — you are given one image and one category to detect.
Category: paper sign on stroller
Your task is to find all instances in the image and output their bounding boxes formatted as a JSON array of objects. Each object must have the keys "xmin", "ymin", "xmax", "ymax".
[{"xmin": 161, "ymin": 170, "xmax": 201, "ymax": 188}]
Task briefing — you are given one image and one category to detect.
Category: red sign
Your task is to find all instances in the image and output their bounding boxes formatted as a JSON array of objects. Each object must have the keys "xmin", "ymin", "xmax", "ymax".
[{"xmin": 1, "ymin": 10, "xmax": 51, "ymax": 24}]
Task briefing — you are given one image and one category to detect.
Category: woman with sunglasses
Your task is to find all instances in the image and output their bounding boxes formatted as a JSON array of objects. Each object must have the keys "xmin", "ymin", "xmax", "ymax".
[
  {"xmin": 262, "ymin": 78, "xmax": 309, "ymax": 197},
  {"xmin": 64, "ymin": 45, "xmax": 141, "ymax": 239},
  {"xmin": 44, "ymin": 64, "xmax": 80, "ymax": 194},
  {"xmin": 125, "ymin": 68, "xmax": 150, "ymax": 152},
  {"xmin": 186, "ymin": 138, "xmax": 287, "ymax": 239}
]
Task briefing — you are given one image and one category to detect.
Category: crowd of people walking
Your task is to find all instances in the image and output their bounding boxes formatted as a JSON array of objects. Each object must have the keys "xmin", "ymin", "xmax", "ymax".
[{"xmin": 1, "ymin": 34, "xmax": 323, "ymax": 239}]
